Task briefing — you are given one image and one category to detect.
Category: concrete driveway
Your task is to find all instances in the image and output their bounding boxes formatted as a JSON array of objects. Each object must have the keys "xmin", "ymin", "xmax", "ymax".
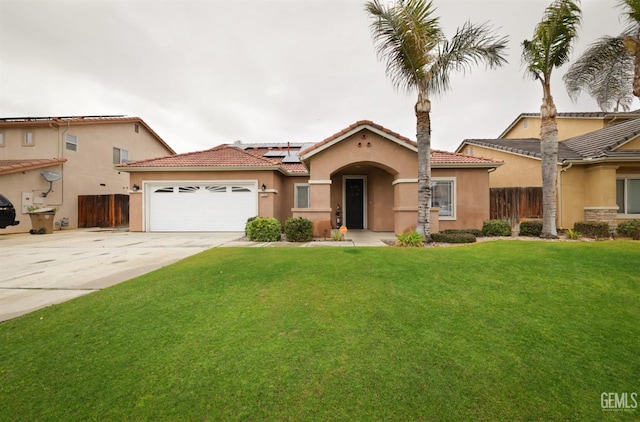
[{"xmin": 0, "ymin": 229, "xmax": 243, "ymax": 322}]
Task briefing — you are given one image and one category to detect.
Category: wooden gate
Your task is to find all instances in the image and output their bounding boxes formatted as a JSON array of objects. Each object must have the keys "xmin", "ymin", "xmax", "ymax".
[
  {"xmin": 78, "ymin": 194, "xmax": 129, "ymax": 228},
  {"xmin": 490, "ymin": 187, "xmax": 542, "ymax": 223}
]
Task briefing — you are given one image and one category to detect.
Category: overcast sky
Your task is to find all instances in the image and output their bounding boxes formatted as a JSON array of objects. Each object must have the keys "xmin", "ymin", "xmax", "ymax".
[{"xmin": 0, "ymin": 0, "xmax": 634, "ymax": 154}]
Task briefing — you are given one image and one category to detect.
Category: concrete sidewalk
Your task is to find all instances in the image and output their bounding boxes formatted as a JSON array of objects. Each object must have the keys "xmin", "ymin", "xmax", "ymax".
[{"xmin": 0, "ymin": 229, "xmax": 394, "ymax": 321}]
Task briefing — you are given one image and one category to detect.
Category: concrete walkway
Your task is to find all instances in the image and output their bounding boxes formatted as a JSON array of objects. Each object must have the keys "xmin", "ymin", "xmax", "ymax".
[
  {"xmin": 223, "ymin": 230, "xmax": 395, "ymax": 247},
  {"xmin": 0, "ymin": 229, "xmax": 394, "ymax": 321}
]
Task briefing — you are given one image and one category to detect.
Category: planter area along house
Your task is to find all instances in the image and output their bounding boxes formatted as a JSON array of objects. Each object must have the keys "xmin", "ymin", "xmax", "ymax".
[{"xmin": 118, "ymin": 121, "xmax": 502, "ymax": 236}]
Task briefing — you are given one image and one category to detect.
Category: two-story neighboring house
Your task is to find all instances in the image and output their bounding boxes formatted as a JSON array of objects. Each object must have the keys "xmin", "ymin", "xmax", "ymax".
[
  {"xmin": 0, "ymin": 116, "xmax": 175, "ymax": 234},
  {"xmin": 457, "ymin": 111, "xmax": 640, "ymax": 229}
]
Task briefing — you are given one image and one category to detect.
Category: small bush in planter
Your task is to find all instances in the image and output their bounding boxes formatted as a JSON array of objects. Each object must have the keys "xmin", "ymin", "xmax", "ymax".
[
  {"xmin": 431, "ymin": 232, "xmax": 477, "ymax": 244},
  {"xmin": 245, "ymin": 217, "xmax": 281, "ymax": 242},
  {"xmin": 443, "ymin": 228, "xmax": 483, "ymax": 237},
  {"xmin": 482, "ymin": 219, "xmax": 511, "ymax": 237},
  {"xmin": 284, "ymin": 217, "xmax": 313, "ymax": 242},
  {"xmin": 617, "ymin": 219, "xmax": 640, "ymax": 237},
  {"xmin": 396, "ymin": 231, "xmax": 424, "ymax": 247},
  {"xmin": 519, "ymin": 220, "xmax": 543, "ymax": 237},
  {"xmin": 573, "ymin": 221, "xmax": 610, "ymax": 239}
]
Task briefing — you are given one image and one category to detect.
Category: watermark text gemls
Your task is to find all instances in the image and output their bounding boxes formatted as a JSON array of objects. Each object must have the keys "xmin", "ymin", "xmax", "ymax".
[{"xmin": 601, "ymin": 392, "xmax": 638, "ymax": 412}]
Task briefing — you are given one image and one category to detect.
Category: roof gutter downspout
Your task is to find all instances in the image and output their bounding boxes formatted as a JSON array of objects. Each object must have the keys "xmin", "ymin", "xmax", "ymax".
[{"xmin": 558, "ymin": 162, "xmax": 573, "ymax": 230}]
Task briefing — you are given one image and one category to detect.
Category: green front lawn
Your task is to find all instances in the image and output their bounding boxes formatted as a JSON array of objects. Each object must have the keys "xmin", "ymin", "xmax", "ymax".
[{"xmin": 1, "ymin": 241, "xmax": 638, "ymax": 421}]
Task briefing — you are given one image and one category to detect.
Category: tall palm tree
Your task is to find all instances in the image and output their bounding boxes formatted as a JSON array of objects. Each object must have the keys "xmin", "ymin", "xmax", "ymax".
[
  {"xmin": 564, "ymin": 0, "xmax": 640, "ymax": 109},
  {"xmin": 365, "ymin": 0, "xmax": 508, "ymax": 240},
  {"xmin": 522, "ymin": 0, "xmax": 582, "ymax": 238}
]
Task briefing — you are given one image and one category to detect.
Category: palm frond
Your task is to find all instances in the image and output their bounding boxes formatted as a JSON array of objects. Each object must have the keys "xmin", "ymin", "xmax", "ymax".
[
  {"xmin": 522, "ymin": 0, "xmax": 582, "ymax": 81},
  {"xmin": 618, "ymin": 0, "xmax": 640, "ymax": 27},
  {"xmin": 429, "ymin": 21, "xmax": 509, "ymax": 95},
  {"xmin": 563, "ymin": 31, "xmax": 634, "ymax": 111},
  {"xmin": 365, "ymin": 0, "xmax": 442, "ymax": 94}
]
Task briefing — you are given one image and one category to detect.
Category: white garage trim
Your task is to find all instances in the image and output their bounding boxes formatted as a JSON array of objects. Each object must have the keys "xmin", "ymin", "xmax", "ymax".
[{"xmin": 144, "ymin": 180, "xmax": 258, "ymax": 232}]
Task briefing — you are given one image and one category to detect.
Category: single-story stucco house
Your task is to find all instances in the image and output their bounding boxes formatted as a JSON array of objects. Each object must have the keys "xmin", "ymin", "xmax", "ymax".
[{"xmin": 117, "ymin": 121, "xmax": 502, "ymax": 236}]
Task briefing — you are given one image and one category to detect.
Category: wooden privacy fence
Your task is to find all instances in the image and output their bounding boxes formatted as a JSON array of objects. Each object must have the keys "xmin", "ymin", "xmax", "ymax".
[
  {"xmin": 490, "ymin": 187, "xmax": 543, "ymax": 223},
  {"xmin": 78, "ymin": 194, "xmax": 129, "ymax": 228}
]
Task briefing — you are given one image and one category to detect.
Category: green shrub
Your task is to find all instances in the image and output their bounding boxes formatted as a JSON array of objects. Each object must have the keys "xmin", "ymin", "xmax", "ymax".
[
  {"xmin": 331, "ymin": 229, "xmax": 344, "ymax": 241},
  {"xmin": 284, "ymin": 217, "xmax": 313, "ymax": 242},
  {"xmin": 616, "ymin": 219, "xmax": 640, "ymax": 237},
  {"xmin": 482, "ymin": 220, "xmax": 512, "ymax": 237},
  {"xmin": 565, "ymin": 228, "xmax": 581, "ymax": 240},
  {"xmin": 245, "ymin": 217, "xmax": 281, "ymax": 242},
  {"xmin": 396, "ymin": 231, "xmax": 425, "ymax": 247},
  {"xmin": 573, "ymin": 221, "xmax": 610, "ymax": 239},
  {"xmin": 519, "ymin": 220, "xmax": 543, "ymax": 237},
  {"xmin": 245, "ymin": 216, "xmax": 257, "ymax": 235},
  {"xmin": 443, "ymin": 228, "xmax": 483, "ymax": 237},
  {"xmin": 431, "ymin": 232, "xmax": 477, "ymax": 244}
]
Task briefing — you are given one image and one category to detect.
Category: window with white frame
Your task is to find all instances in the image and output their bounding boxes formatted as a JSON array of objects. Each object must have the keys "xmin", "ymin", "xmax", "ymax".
[
  {"xmin": 113, "ymin": 147, "xmax": 129, "ymax": 164},
  {"xmin": 23, "ymin": 130, "xmax": 34, "ymax": 146},
  {"xmin": 431, "ymin": 178, "xmax": 456, "ymax": 219},
  {"xmin": 0, "ymin": 131, "xmax": 4, "ymax": 147},
  {"xmin": 66, "ymin": 134, "xmax": 78, "ymax": 151},
  {"xmin": 616, "ymin": 177, "xmax": 640, "ymax": 214},
  {"xmin": 295, "ymin": 184, "xmax": 310, "ymax": 208}
]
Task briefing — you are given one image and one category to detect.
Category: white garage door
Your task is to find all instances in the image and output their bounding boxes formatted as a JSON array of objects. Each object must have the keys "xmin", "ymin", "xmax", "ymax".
[{"xmin": 147, "ymin": 182, "xmax": 257, "ymax": 232}]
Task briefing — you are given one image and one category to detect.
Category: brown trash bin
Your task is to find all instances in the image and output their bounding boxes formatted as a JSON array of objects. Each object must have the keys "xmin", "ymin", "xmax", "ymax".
[{"xmin": 28, "ymin": 208, "xmax": 56, "ymax": 234}]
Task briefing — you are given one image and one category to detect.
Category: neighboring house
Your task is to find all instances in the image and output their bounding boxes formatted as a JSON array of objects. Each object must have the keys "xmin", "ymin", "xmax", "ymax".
[
  {"xmin": 457, "ymin": 115, "xmax": 640, "ymax": 229},
  {"xmin": 498, "ymin": 110, "xmax": 640, "ymax": 141},
  {"xmin": 0, "ymin": 116, "xmax": 175, "ymax": 234},
  {"xmin": 118, "ymin": 120, "xmax": 502, "ymax": 236}
]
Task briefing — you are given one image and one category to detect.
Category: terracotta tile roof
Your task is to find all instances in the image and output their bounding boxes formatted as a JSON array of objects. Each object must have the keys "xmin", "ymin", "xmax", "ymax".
[
  {"xmin": 300, "ymin": 120, "xmax": 417, "ymax": 156},
  {"xmin": 430, "ymin": 149, "xmax": 502, "ymax": 166},
  {"xmin": 118, "ymin": 144, "xmax": 280, "ymax": 168},
  {"xmin": 0, "ymin": 158, "xmax": 67, "ymax": 175},
  {"xmin": 281, "ymin": 162, "xmax": 308, "ymax": 173}
]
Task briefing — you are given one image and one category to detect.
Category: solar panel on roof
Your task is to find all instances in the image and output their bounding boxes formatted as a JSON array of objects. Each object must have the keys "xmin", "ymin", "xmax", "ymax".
[
  {"xmin": 263, "ymin": 151, "xmax": 288, "ymax": 157},
  {"xmin": 282, "ymin": 155, "xmax": 301, "ymax": 163}
]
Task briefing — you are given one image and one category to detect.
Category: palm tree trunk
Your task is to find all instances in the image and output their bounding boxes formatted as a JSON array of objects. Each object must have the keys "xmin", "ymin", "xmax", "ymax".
[
  {"xmin": 633, "ymin": 40, "xmax": 640, "ymax": 97},
  {"xmin": 623, "ymin": 34, "xmax": 640, "ymax": 97},
  {"xmin": 415, "ymin": 92, "xmax": 432, "ymax": 242},
  {"xmin": 540, "ymin": 84, "xmax": 559, "ymax": 239}
]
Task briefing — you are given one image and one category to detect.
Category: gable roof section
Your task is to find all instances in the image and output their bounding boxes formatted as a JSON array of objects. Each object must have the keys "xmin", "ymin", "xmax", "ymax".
[
  {"xmin": 562, "ymin": 117, "xmax": 640, "ymax": 159},
  {"xmin": 117, "ymin": 144, "xmax": 285, "ymax": 172},
  {"xmin": 458, "ymin": 138, "xmax": 582, "ymax": 161},
  {"xmin": 459, "ymin": 117, "xmax": 640, "ymax": 163},
  {"xmin": 299, "ymin": 120, "xmax": 418, "ymax": 159},
  {"xmin": 0, "ymin": 115, "xmax": 176, "ymax": 155},
  {"xmin": 0, "ymin": 158, "xmax": 67, "ymax": 176},
  {"xmin": 498, "ymin": 110, "xmax": 640, "ymax": 139}
]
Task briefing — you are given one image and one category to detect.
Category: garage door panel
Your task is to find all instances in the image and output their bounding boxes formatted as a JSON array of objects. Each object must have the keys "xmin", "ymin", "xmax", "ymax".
[{"xmin": 148, "ymin": 183, "xmax": 256, "ymax": 232}]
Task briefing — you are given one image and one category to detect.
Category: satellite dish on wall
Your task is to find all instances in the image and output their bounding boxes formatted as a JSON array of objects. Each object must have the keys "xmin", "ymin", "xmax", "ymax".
[
  {"xmin": 41, "ymin": 171, "xmax": 62, "ymax": 182},
  {"xmin": 40, "ymin": 171, "xmax": 63, "ymax": 197}
]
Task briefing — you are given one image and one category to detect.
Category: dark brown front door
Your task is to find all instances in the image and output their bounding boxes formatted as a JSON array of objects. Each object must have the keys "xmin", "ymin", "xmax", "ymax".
[{"xmin": 345, "ymin": 178, "xmax": 364, "ymax": 229}]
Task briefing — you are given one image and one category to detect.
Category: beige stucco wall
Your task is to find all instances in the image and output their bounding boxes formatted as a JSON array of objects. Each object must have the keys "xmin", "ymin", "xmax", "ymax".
[
  {"xmin": 503, "ymin": 117, "xmax": 606, "ymax": 140},
  {"xmin": 559, "ymin": 162, "xmax": 640, "ymax": 229},
  {"xmin": 617, "ymin": 136, "xmax": 640, "ymax": 150},
  {"xmin": 433, "ymin": 168, "xmax": 492, "ymax": 231},
  {"xmin": 301, "ymin": 128, "xmax": 493, "ymax": 235},
  {"xmin": 0, "ymin": 121, "xmax": 173, "ymax": 234},
  {"xmin": 460, "ymin": 144, "xmax": 542, "ymax": 188}
]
